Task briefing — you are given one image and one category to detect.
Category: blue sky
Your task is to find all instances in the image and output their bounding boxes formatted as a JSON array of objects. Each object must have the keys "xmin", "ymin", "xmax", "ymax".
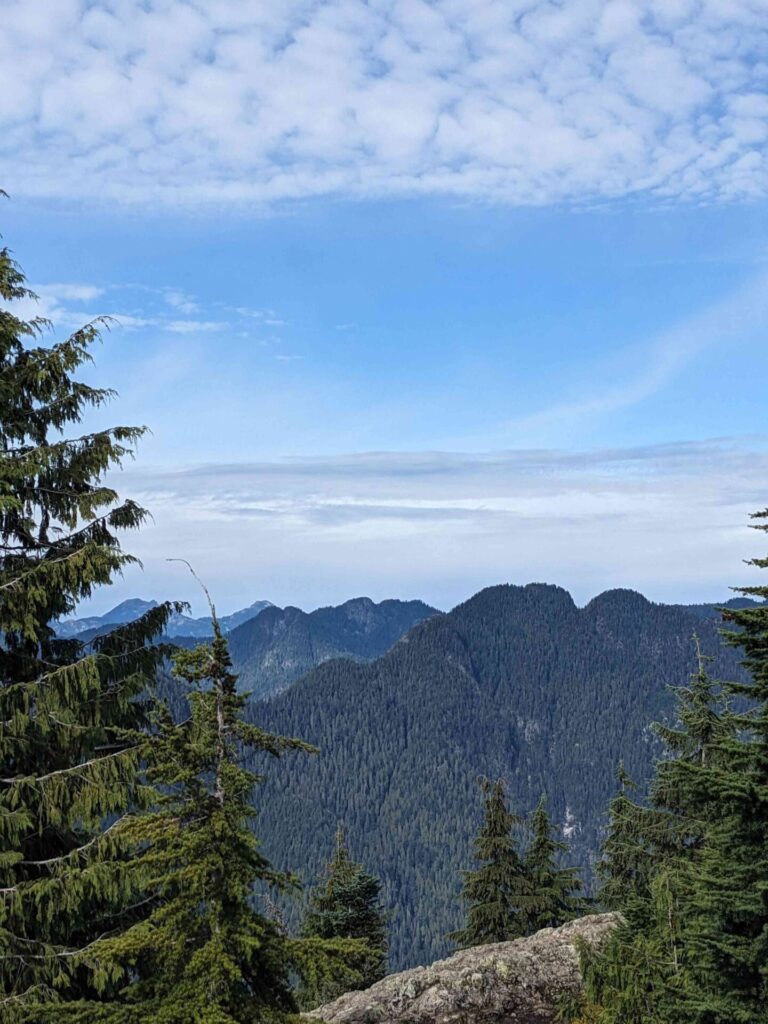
[{"xmin": 3, "ymin": 1, "xmax": 768, "ymax": 615}]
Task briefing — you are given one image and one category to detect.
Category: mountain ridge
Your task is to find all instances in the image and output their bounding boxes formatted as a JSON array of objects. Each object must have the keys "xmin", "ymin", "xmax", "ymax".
[
  {"xmin": 54, "ymin": 598, "xmax": 274, "ymax": 639},
  {"xmin": 248, "ymin": 582, "xmax": 753, "ymax": 971},
  {"xmin": 57, "ymin": 594, "xmax": 439, "ymax": 701},
  {"xmin": 226, "ymin": 596, "xmax": 438, "ymax": 699}
]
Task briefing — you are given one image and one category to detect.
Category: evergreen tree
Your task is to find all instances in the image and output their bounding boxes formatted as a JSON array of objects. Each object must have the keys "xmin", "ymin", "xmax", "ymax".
[
  {"xmin": 521, "ymin": 795, "xmax": 585, "ymax": 934},
  {"xmin": 597, "ymin": 764, "xmax": 666, "ymax": 914},
  {"xmin": 299, "ymin": 828, "xmax": 387, "ymax": 1008},
  {"xmin": 651, "ymin": 636, "xmax": 734, "ymax": 825},
  {"xmin": 578, "ymin": 639, "xmax": 737, "ymax": 1024},
  {"xmin": 449, "ymin": 778, "xmax": 530, "ymax": 948},
  {"xmin": 0, "ymin": 216, "xmax": 181, "ymax": 1017},
  {"xmin": 66, "ymin": 579, "xmax": 368, "ymax": 1024},
  {"xmin": 672, "ymin": 517, "xmax": 768, "ymax": 1023},
  {"xmin": 584, "ymin": 764, "xmax": 673, "ymax": 1022}
]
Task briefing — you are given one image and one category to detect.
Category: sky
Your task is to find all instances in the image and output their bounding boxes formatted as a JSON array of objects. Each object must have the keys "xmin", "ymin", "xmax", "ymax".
[{"xmin": 3, "ymin": 0, "xmax": 768, "ymax": 616}]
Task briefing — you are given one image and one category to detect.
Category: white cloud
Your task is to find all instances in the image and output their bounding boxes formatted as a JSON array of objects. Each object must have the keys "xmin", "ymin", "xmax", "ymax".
[
  {"xmin": 109, "ymin": 313, "xmax": 156, "ymax": 329},
  {"xmin": 232, "ymin": 307, "xmax": 281, "ymax": 321},
  {"xmin": 34, "ymin": 282, "xmax": 105, "ymax": 302},
  {"xmin": 7, "ymin": 283, "xmax": 107, "ymax": 329},
  {"xmin": 0, "ymin": 0, "xmax": 766, "ymax": 207},
  {"xmin": 6, "ymin": 282, "xmax": 235, "ymax": 336},
  {"xmin": 165, "ymin": 319, "xmax": 227, "ymax": 334},
  {"xmin": 164, "ymin": 289, "xmax": 200, "ymax": 314},
  {"xmin": 112, "ymin": 437, "xmax": 768, "ymax": 613}
]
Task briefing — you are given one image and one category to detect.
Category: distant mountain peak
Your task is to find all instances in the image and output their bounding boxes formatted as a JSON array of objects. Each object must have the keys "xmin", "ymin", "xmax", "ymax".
[
  {"xmin": 340, "ymin": 596, "xmax": 375, "ymax": 608},
  {"xmin": 454, "ymin": 582, "xmax": 578, "ymax": 621},
  {"xmin": 585, "ymin": 588, "xmax": 653, "ymax": 612},
  {"xmin": 54, "ymin": 597, "xmax": 159, "ymax": 638},
  {"xmin": 54, "ymin": 597, "xmax": 273, "ymax": 640},
  {"xmin": 226, "ymin": 596, "xmax": 439, "ymax": 699},
  {"xmin": 104, "ymin": 598, "xmax": 159, "ymax": 619}
]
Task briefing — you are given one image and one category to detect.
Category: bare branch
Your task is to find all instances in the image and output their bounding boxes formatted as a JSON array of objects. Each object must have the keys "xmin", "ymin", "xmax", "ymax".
[{"xmin": 166, "ymin": 557, "xmax": 218, "ymax": 624}]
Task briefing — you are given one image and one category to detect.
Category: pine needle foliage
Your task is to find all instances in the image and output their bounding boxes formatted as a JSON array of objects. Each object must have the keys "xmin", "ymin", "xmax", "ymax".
[
  {"xmin": 577, "ymin": 638, "xmax": 738, "ymax": 1024},
  {"xmin": 76, "ymin": 615, "xmax": 308, "ymax": 1022},
  {"xmin": 299, "ymin": 828, "xmax": 387, "ymax": 1008},
  {"xmin": 596, "ymin": 763, "xmax": 655, "ymax": 913},
  {"xmin": 0, "ymin": 225, "xmax": 182, "ymax": 1018},
  {"xmin": 57, "ymin": 589, "xmax": 372, "ymax": 1024},
  {"xmin": 672, "ymin": 512, "xmax": 768, "ymax": 1023},
  {"xmin": 449, "ymin": 778, "xmax": 531, "ymax": 948},
  {"xmin": 521, "ymin": 795, "xmax": 586, "ymax": 934}
]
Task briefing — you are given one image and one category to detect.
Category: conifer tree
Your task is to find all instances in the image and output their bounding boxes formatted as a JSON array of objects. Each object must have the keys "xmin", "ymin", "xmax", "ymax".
[
  {"xmin": 596, "ymin": 764, "xmax": 662, "ymax": 913},
  {"xmin": 299, "ymin": 828, "xmax": 387, "ymax": 1008},
  {"xmin": 0, "ymin": 215, "xmax": 181, "ymax": 1017},
  {"xmin": 67, "ymin": 577, "xmax": 369, "ymax": 1024},
  {"xmin": 585, "ymin": 766, "xmax": 674, "ymax": 1022},
  {"xmin": 578, "ymin": 639, "xmax": 736, "ymax": 1024},
  {"xmin": 449, "ymin": 778, "xmax": 530, "ymax": 948},
  {"xmin": 521, "ymin": 795, "xmax": 585, "ymax": 934},
  {"xmin": 673, "ymin": 517, "xmax": 768, "ymax": 1023}
]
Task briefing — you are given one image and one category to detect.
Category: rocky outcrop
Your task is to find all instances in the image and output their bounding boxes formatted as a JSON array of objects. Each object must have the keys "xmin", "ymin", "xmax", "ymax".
[{"xmin": 303, "ymin": 913, "xmax": 618, "ymax": 1024}]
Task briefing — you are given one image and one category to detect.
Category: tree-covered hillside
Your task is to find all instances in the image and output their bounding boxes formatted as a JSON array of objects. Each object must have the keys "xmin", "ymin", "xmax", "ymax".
[
  {"xmin": 61, "ymin": 595, "xmax": 437, "ymax": 699},
  {"xmin": 227, "ymin": 597, "xmax": 437, "ymax": 698},
  {"xmin": 249, "ymin": 584, "xmax": 749, "ymax": 971}
]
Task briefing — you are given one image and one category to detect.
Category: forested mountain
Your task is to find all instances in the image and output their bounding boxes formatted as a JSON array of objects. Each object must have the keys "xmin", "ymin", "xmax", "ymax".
[
  {"xmin": 55, "ymin": 597, "xmax": 273, "ymax": 638},
  {"xmin": 60, "ymin": 595, "xmax": 437, "ymax": 700},
  {"xmin": 226, "ymin": 597, "xmax": 438, "ymax": 698},
  {"xmin": 674, "ymin": 596, "xmax": 757, "ymax": 620},
  {"xmin": 249, "ymin": 584, "xmax": 750, "ymax": 972}
]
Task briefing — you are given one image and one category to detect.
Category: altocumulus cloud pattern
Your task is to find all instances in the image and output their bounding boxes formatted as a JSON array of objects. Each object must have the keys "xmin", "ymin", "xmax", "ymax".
[{"xmin": 2, "ymin": 0, "xmax": 767, "ymax": 206}]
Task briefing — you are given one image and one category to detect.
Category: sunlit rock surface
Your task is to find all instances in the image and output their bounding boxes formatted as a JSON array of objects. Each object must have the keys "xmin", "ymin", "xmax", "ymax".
[{"xmin": 303, "ymin": 913, "xmax": 618, "ymax": 1024}]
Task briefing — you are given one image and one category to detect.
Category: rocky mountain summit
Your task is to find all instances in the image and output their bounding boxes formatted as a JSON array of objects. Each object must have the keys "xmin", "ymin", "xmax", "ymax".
[{"xmin": 303, "ymin": 913, "xmax": 618, "ymax": 1024}]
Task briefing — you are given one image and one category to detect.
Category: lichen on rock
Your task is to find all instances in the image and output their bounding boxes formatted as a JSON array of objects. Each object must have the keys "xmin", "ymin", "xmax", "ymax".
[{"xmin": 302, "ymin": 913, "xmax": 618, "ymax": 1024}]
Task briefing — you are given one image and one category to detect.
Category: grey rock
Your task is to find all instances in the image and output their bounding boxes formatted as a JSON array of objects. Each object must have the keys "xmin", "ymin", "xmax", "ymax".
[{"xmin": 303, "ymin": 913, "xmax": 618, "ymax": 1024}]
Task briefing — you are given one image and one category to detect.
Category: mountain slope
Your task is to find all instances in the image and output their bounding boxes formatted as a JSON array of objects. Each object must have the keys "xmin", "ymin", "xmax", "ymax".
[
  {"xmin": 249, "ymin": 584, "xmax": 750, "ymax": 972},
  {"xmin": 54, "ymin": 598, "xmax": 160, "ymax": 637},
  {"xmin": 55, "ymin": 598, "xmax": 273, "ymax": 639},
  {"xmin": 674, "ymin": 596, "xmax": 756, "ymax": 620},
  {"xmin": 60, "ymin": 595, "xmax": 437, "ymax": 699},
  {"xmin": 168, "ymin": 599, "xmax": 274, "ymax": 637},
  {"xmin": 227, "ymin": 597, "xmax": 438, "ymax": 699}
]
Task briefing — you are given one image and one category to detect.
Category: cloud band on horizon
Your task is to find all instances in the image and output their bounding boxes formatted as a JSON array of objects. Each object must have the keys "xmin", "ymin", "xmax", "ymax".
[{"xmin": 100, "ymin": 437, "xmax": 768, "ymax": 616}]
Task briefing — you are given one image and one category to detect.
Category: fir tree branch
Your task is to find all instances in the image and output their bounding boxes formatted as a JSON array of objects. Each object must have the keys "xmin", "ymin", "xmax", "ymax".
[
  {"xmin": 3, "ymin": 423, "xmax": 142, "ymax": 458},
  {"xmin": 0, "ymin": 545, "xmax": 131, "ymax": 593},
  {"xmin": 3, "ymin": 641, "xmax": 173, "ymax": 691},
  {"xmin": 0, "ymin": 930, "xmax": 114, "ymax": 960},
  {"xmin": 0, "ymin": 490, "xmax": 122, "ymax": 551},
  {"xmin": 0, "ymin": 984, "xmax": 58, "ymax": 1008},
  {"xmin": 10, "ymin": 382, "xmax": 116, "ymax": 424},
  {"xmin": 20, "ymin": 814, "xmax": 132, "ymax": 867},
  {"xmin": 0, "ymin": 744, "xmax": 141, "ymax": 785},
  {"xmin": 1, "ymin": 503, "xmax": 145, "ymax": 571}
]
